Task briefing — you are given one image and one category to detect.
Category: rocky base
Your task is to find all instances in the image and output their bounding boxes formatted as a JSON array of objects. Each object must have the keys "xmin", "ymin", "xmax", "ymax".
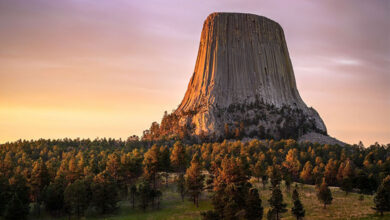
[
  {"xmin": 298, "ymin": 132, "xmax": 346, "ymax": 146},
  {"xmin": 143, "ymin": 101, "xmax": 329, "ymax": 143},
  {"xmin": 178, "ymin": 101, "xmax": 326, "ymax": 141}
]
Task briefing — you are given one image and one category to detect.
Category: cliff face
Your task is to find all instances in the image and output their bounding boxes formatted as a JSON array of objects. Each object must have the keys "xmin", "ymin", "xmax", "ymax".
[
  {"xmin": 142, "ymin": 12, "xmax": 328, "ymax": 142},
  {"xmin": 171, "ymin": 12, "xmax": 326, "ymax": 140},
  {"xmin": 177, "ymin": 12, "xmax": 303, "ymax": 112}
]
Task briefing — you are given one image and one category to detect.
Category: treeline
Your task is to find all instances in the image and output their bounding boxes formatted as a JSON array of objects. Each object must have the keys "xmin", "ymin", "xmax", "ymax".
[{"xmin": 0, "ymin": 138, "xmax": 389, "ymax": 219}]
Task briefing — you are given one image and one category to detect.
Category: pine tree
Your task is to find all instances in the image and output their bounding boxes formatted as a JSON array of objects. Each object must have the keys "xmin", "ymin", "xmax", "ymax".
[
  {"xmin": 159, "ymin": 146, "xmax": 171, "ymax": 186},
  {"xmin": 91, "ymin": 172, "xmax": 119, "ymax": 214},
  {"xmin": 138, "ymin": 179, "xmax": 152, "ymax": 211},
  {"xmin": 245, "ymin": 188, "xmax": 263, "ymax": 220},
  {"xmin": 0, "ymin": 176, "xmax": 9, "ymax": 215},
  {"xmin": 121, "ymin": 152, "xmax": 143, "ymax": 194},
  {"xmin": 317, "ymin": 178, "xmax": 333, "ymax": 209},
  {"xmin": 177, "ymin": 173, "xmax": 186, "ymax": 202},
  {"xmin": 251, "ymin": 160, "xmax": 265, "ymax": 183},
  {"xmin": 186, "ymin": 154, "xmax": 204, "ymax": 207},
  {"xmin": 67, "ymin": 158, "xmax": 80, "ymax": 183},
  {"xmin": 130, "ymin": 184, "xmax": 138, "ymax": 209},
  {"xmin": 268, "ymin": 165, "xmax": 282, "ymax": 188},
  {"xmin": 64, "ymin": 179, "xmax": 90, "ymax": 217},
  {"xmin": 262, "ymin": 175, "xmax": 269, "ymax": 189},
  {"xmin": 372, "ymin": 175, "xmax": 390, "ymax": 216},
  {"xmin": 292, "ymin": 185, "xmax": 299, "ymax": 201},
  {"xmin": 4, "ymin": 193, "xmax": 29, "ymax": 220},
  {"xmin": 154, "ymin": 189, "xmax": 162, "ymax": 209},
  {"xmin": 300, "ymin": 161, "xmax": 313, "ymax": 184},
  {"xmin": 283, "ymin": 149, "xmax": 301, "ymax": 180},
  {"xmin": 268, "ymin": 185, "xmax": 287, "ymax": 220},
  {"xmin": 143, "ymin": 145, "xmax": 160, "ymax": 189},
  {"xmin": 105, "ymin": 153, "xmax": 121, "ymax": 183},
  {"xmin": 7, "ymin": 175, "xmax": 30, "ymax": 219},
  {"xmin": 30, "ymin": 159, "xmax": 50, "ymax": 216},
  {"xmin": 283, "ymin": 171, "xmax": 292, "ymax": 193},
  {"xmin": 43, "ymin": 181, "xmax": 65, "ymax": 216},
  {"xmin": 170, "ymin": 141, "xmax": 187, "ymax": 173},
  {"xmin": 340, "ymin": 159, "xmax": 355, "ymax": 195},
  {"xmin": 324, "ymin": 159, "xmax": 338, "ymax": 186},
  {"xmin": 211, "ymin": 157, "xmax": 249, "ymax": 219},
  {"xmin": 291, "ymin": 188, "xmax": 305, "ymax": 220}
]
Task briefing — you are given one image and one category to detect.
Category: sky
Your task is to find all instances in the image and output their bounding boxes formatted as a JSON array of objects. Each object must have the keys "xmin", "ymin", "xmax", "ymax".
[{"xmin": 0, "ymin": 0, "xmax": 389, "ymax": 146}]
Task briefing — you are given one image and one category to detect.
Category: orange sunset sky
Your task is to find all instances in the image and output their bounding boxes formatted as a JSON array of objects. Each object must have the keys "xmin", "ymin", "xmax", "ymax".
[{"xmin": 0, "ymin": 0, "xmax": 389, "ymax": 145}]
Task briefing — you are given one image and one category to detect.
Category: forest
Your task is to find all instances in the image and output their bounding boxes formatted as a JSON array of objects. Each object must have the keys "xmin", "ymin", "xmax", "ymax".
[{"xmin": 0, "ymin": 138, "xmax": 389, "ymax": 219}]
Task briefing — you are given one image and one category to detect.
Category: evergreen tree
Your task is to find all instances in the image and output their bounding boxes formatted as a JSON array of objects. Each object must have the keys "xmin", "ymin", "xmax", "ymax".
[
  {"xmin": 268, "ymin": 165, "xmax": 282, "ymax": 188},
  {"xmin": 159, "ymin": 146, "xmax": 171, "ymax": 172},
  {"xmin": 186, "ymin": 154, "xmax": 204, "ymax": 207},
  {"xmin": 67, "ymin": 158, "xmax": 81, "ymax": 183},
  {"xmin": 7, "ymin": 175, "xmax": 30, "ymax": 219},
  {"xmin": 355, "ymin": 171, "xmax": 377, "ymax": 194},
  {"xmin": 268, "ymin": 185, "xmax": 287, "ymax": 220},
  {"xmin": 130, "ymin": 184, "xmax": 138, "ymax": 209},
  {"xmin": 251, "ymin": 155, "xmax": 267, "ymax": 183},
  {"xmin": 105, "ymin": 153, "xmax": 122, "ymax": 186},
  {"xmin": 154, "ymin": 189, "xmax": 162, "ymax": 209},
  {"xmin": 223, "ymin": 188, "xmax": 243, "ymax": 219},
  {"xmin": 282, "ymin": 170, "xmax": 292, "ymax": 193},
  {"xmin": 211, "ymin": 157, "xmax": 249, "ymax": 219},
  {"xmin": 372, "ymin": 175, "xmax": 390, "ymax": 216},
  {"xmin": 138, "ymin": 179, "xmax": 152, "ymax": 211},
  {"xmin": 177, "ymin": 173, "xmax": 186, "ymax": 202},
  {"xmin": 170, "ymin": 141, "xmax": 187, "ymax": 173},
  {"xmin": 292, "ymin": 185, "xmax": 299, "ymax": 201},
  {"xmin": 283, "ymin": 149, "xmax": 301, "ymax": 180},
  {"xmin": 317, "ymin": 178, "xmax": 333, "ymax": 209},
  {"xmin": 0, "ymin": 176, "xmax": 9, "ymax": 216},
  {"xmin": 262, "ymin": 175, "xmax": 269, "ymax": 189},
  {"xmin": 340, "ymin": 159, "xmax": 355, "ymax": 195},
  {"xmin": 324, "ymin": 159, "xmax": 338, "ymax": 186},
  {"xmin": 159, "ymin": 146, "xmax": 171, "ymax": 186},
  {"xmin": 291, "ymin": 188, "xmax": 305, "ymax": 220},
  {"xmin": 43, "ymin": 181, "xmax": 65, "ymax": 216},
  {"xmin": 143, "ymin": 145, "xmax": 160, "ymax": 189},
  {"xmin": 91, "ymin": 173, "xmax": 119, "ymax": 214},
  {"xmin": 120, "ymin": 152, "xmax": 143, "ymax": 195},
  {"xmin": 245, "ymin": 188, "xmax": 263, "ymax": 220},
  {"xmin": 64, "ymin": 179, "xmax": 90, "ymax": 217},
  {"xmin": 4, "ymin": 193, "xmax": 29, "ymax": 220},
  {"xmin": 300, "ymin": 161, "xmax": 313, "ymax": 184},
  {"xmin": 30, "ymin": 159, "xmax": 50, "ymax": 216}
]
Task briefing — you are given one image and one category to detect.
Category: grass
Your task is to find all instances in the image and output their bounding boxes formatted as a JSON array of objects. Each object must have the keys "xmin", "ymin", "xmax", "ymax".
[
  {"xmin": 249, "ymin": 179, "xmax": 390, "ymax": 220},
  {"xmin": 38, "ymin": 184, "xmax": 212, "ymax": 220},
  {"xmin": 36, "ymin": 179, "xmax": 390, "ymax": 220}
]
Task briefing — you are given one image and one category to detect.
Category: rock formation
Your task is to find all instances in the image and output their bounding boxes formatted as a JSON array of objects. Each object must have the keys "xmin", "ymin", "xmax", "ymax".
[{"xmin": 145, "ymin": 12, "xmax": 331, "ymax": 142}]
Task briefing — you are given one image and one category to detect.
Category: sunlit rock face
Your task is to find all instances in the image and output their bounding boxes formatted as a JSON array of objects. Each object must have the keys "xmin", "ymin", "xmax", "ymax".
[{"xmin": 174, "ymin": 12, "xmax": 327, "ymax": 140}]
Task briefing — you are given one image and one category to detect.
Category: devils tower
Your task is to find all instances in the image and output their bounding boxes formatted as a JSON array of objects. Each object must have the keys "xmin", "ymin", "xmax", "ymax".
[{"xmin": 145, "ymin": 12, "xmax": 331, "ymax": 142}]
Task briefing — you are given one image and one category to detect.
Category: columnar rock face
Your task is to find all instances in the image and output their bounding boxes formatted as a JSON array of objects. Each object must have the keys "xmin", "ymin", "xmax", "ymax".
[{"xmin": 173, "ymin": 13, "xmax": 327, "ymax": 140}]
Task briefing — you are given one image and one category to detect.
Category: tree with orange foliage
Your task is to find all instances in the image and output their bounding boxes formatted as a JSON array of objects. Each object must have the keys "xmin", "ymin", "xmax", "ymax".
[
  {"xmin": 185, "ymin": 154, "xmax": 204, "ymax": 207},
  {"xmin": 170, "ymin": 141, "xmax": 187, "ymax": 173}
]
